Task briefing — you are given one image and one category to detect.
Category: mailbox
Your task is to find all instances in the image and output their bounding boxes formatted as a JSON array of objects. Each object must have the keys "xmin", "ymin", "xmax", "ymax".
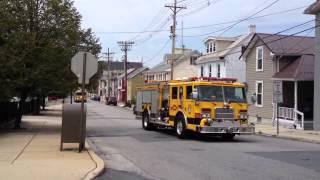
[{"xmin": 60, "ymin": 103, "xmax": 86, "ymax": 152}]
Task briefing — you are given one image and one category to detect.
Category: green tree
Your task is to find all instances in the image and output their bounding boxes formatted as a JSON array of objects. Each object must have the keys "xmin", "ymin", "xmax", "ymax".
[{"xmin": 0, "ymin": 0, "xmax": 101, "ymax": 128}]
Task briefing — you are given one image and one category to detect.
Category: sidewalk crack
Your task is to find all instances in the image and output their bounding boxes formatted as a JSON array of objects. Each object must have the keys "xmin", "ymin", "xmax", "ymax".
[{"xmin": 10, "ymin": 121, "xmax": 45, "ymax": 164}]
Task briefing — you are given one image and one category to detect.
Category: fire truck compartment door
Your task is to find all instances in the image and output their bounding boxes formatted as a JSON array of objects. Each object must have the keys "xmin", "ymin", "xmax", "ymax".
[
  {"xmin": 136, "ymin": 91, "xmax": 142, "ymax": 112},
  {"xmin": 142, "ymin": 91, "xmax": 151, "ymax": 103},
  {"xmin": 151, "ymin": 90, "xmax": 159, "ymax": 114}
]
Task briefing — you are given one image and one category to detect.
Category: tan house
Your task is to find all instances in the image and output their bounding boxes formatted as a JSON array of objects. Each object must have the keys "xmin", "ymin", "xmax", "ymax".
[
  {"xmin": 127, "ymin": 67, "xmax": 148, "ymax": 105},
  {"xmin": 144, "ymin": 48, "xmax": 200, "ymax": 81},
  {"xmin": 99, "ymin": 61, "xmax": 142, "ymax": 100},
  {"xmin": 241, "ymin": 33, "xmax": 315, "ymax": 130}
]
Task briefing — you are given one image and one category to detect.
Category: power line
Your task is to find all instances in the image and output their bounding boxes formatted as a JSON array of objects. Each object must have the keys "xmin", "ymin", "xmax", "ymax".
[
  {"xmin": 179, "ymin": 0, "xmax": 222, "ymax": 17},
  {"xmin": 218, "ymin": 0, "xmax": 280, "ymax": 36},
  {"xmin": 224, "ymin": 24, "xmax": 317, "ymax": 57},
  {"xmin": 196, "ymin": 19, "xmax": 314, "ymax": 58},
  {"xmin": 184, "ymin": 6, "xmax": 307, "ymax": 30},
  {"xmin": 184, "ymin": 0, "xmax": 280, "ymax": 37},
  {"xmin": 94, "ymin": 6, "xmax": 307, "ymax": 35},
  {"xmin": 130, "ymin": 7, "xmax": 170, "ymax": 41},
  {"xmin": 134, "ymin": 17, "xmax": 171, "ymax": 45},
  {"xmin": 144, "ymin": 39, "xmax": 171, "ymax": 65}
]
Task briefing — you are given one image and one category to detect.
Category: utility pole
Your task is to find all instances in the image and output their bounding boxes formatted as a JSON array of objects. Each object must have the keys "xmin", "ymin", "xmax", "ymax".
[
  {"xmin": 117, "ymin": 41, "xmax": 134, "ymax": 104},
  {"xmin": 165, "ymin": 0, "xmax": 186, "ymax": 80},
  {"xmin": 181, "ymin": 20, "xmax": 185, "ymax": 49},
  {"xmin": 103, "ymin": 48, "xmax": 114, "ymax": 100}
]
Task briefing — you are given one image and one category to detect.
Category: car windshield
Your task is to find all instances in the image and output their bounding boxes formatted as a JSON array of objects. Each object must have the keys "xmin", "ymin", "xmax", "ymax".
[
  {"xmin": 76, "ymin": 92, "xmax": 85, "ymax": 96},
  {"xmin": 224, "ymin": 86, "xmax": 246, "ymax": 103},
  {"xmin": 197, "ymin": 86, "xmax": 224, "ymax": 102},
  {"xmin": 196, "ymin": 86, "xmax": 246, "ymax": 103}
]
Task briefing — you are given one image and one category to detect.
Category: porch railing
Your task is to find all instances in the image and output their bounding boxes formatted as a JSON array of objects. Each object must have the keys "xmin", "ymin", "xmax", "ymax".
[{"xmin": 273, "ymin": 106, "xmax": 304, "ymax": 130}]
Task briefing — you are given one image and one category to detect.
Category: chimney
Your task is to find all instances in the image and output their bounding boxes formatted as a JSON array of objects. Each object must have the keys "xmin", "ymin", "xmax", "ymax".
[{"xmin": 249, "ymin": 24, "xmax": 256, "ymax": 34}]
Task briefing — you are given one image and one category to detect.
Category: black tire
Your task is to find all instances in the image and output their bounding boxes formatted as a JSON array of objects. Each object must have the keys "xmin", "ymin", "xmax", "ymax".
[
  {"xmin": 222, "ymin": 134, "xmax": 235, "ymax": 141},
  {"xmin": 142, "ymin": 113, "xmax": 154, "ymax": 130},
  {"xmin": 175, "ymin": 116, "xmax": 187, "ymax": 139}
]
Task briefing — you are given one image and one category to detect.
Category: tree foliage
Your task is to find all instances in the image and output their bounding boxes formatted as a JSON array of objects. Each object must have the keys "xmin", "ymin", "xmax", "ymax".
[
  {"xmin": 0, "ymin": 0, "xmax": 101, "ymax": 100},
  {"xmin": 0, "ymin": 0, "xmax": 101, "ymax": 127}
]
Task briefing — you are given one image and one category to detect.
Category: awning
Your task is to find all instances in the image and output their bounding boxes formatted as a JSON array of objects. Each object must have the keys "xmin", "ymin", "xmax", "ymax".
[{"xmin": 272, "ymin": 55, "xmax": 314, "ymax": 81}]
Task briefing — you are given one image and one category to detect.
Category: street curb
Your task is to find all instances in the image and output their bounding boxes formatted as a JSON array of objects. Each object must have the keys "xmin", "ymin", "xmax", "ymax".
[
  {"xmin": 83, "ymin": 143, "xmax": 105, "ymax": 180},
  {"xmin": 255, "ymin": 131, "xmax": 320, "ymax": 144}
]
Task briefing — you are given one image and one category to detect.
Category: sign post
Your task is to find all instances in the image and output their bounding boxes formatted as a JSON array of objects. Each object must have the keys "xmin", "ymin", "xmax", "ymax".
[
  {"xmin": 71, "ymin": 51, "xmax": 97, "ymax": 152},
  {"xmin": 273, "ymin": 80, "xmax": 283, "ymax": 136}
]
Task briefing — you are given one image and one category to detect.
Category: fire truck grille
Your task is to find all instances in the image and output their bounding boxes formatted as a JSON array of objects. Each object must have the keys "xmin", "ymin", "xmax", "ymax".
[{"xmin": 215, "ymin": 108, "xmax": 234, "ymax": 120}]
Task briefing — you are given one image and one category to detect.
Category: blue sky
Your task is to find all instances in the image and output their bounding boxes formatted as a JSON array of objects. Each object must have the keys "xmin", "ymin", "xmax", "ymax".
[{"xmin": 73, "ymin": 0, "xmax": 315, "ymax": 67}]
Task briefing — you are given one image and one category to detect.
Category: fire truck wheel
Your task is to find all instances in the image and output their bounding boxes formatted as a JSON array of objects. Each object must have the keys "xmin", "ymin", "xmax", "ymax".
[
  {"xmin": 222, "ymin": 134, "xmax": 235, "ymax": 141},
  {"xmin": 175, "ymin": 117, "xmax": 187, "ymax": 139},
  {"xmin": 142, "ymin": 114, "xmax": 154, "ymax": 130}
]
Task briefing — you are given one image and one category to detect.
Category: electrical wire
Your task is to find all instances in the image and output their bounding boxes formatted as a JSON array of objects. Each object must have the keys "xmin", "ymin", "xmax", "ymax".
[
  {"xmin": 184, "ymin": 0, "xmax": 280, "ymax": 37},
  {"xmin": 194, "ymin": 19, "xmax": 314, "ymax": 58},
  {"xmin": 94, "ymin": 6, "xmax": 306, "ymax": 35},
  {"xmin": 180, "ymin": 0, "xmax": 222, "ymax": 17},
  {"xmin": 224, "ymin": 24, "xmax": 317, "ymax": 57},
  {"xmin": 144, "ymin": 39, "xmax": 171, "ymax": 65},
  {"xmin": 218, "ymin": 0, "xmax": 280, "ymax": 36}
]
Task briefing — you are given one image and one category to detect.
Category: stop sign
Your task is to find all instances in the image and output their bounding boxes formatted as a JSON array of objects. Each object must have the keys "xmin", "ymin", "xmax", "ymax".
[{"xmin": 71, "ymin": 51, "xmax": 97, "ymax": 84}]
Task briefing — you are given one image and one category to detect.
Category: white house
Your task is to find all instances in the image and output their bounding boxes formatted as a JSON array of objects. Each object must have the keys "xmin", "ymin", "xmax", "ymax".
[{"xmin": 196, "ymin": 25, "xmax": 256, "ymax": 83}]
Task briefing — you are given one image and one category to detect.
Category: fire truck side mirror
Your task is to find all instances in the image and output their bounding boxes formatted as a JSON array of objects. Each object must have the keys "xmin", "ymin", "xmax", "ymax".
[{"xmin": 192, "ymin": 91, "xmax": 198, "ymax": 99}]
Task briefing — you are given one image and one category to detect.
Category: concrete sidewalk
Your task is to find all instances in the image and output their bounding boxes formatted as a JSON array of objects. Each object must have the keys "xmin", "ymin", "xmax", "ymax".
[
  {"xmin": 0, "ymin": 104, "xmax": 104, "ymax": 180},
  {"xmin": 255, "ymin": 123, "xmax": 320, "ymax": 144}
]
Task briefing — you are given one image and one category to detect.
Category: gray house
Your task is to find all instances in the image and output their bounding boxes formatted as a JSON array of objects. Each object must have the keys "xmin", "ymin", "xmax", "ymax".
[
  {"xmin": 241, "ymin": 33, "xmax": 315, "ymax": 130},
  {"xmin": 305, "ymin": 0, "xmax": 320, "ymax": 131}
]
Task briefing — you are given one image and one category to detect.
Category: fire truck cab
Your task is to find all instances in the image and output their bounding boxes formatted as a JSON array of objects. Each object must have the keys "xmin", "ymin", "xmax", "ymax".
[{"xmin": 135, "ymin": 77, "xmax": 255, "ymax": 139}]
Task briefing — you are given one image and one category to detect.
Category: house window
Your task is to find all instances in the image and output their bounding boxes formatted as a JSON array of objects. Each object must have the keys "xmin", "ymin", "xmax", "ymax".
[
  {"xmin": 206, "ymin": 44, "xmax": 209, "ymax": 53},
  {"xmin": 217, "ymin": 64, "xmax": 221, "ymax": 78},
  {"xmin": 209, "ymin": 65, "xmax": 212, "ymax": 77},
  {"xmin": 256, "ymin": 46, "xmax": 263, "ymax": 71},
  {"xmin": 213, "ymin": 42, "xmax": 216, "ymax": 52},
  {"xmin": 209, "ymin": 42, "xmax": 213, "ymax": 52},
  {"xmin": 200, "ymin": 66, "xmax": 204, "ymax": 77},
  {"xmin": 256, "ymin": 81, "xmax": 263, "ymax": 107}
]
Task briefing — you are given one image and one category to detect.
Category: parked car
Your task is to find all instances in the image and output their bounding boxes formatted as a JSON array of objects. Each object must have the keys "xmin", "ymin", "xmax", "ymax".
[
  {"xmin": 92, "ymin": 95, "xmax": 100, "ymax": 101},
  {"xmin": 106, "ymin": 97, "xmax": 117, "ymax": 106}
]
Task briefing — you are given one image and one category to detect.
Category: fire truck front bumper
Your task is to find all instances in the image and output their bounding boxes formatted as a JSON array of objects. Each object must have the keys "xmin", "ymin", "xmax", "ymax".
[{"xmin": 197, "ymin": 126, "xmax": 255, "ymax": 134}]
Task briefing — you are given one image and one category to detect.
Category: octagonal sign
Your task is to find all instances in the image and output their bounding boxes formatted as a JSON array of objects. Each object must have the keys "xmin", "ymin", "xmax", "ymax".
[{"xmin": 71, "ymin": 51, "xmax": 98, "ymax": 84}]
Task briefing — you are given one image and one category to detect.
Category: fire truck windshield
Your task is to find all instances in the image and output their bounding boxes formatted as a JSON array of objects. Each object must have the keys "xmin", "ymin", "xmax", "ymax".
[
  {"xmin": 196, "ymin": 86, "xmax": 246, "ymax": 103},
  {"xmin": 224, "ymin": 86, "xmax": 246, "ymax": 103},
  {"xmin": 197, "ymin": 86, "xmax": 224, "ymax": 102}
]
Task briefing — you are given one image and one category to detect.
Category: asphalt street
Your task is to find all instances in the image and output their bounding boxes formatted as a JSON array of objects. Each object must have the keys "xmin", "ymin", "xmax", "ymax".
[{"xmin": 86, "ymin": 101, "xmax": 320, "ymax": 180}]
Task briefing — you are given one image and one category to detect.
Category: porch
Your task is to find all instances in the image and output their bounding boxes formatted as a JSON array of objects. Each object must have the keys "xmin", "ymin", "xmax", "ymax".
[
  {"xmin": 272, "ymin": 55, "xmax": 314, "ymax": 130},
  {"xmin": 272, "ymin": 81, "xmax": 314, "ymax": 130}
]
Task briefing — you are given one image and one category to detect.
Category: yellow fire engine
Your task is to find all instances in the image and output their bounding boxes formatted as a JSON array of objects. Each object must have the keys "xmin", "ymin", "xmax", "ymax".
[{"xmin": 135, "ymin": 77, "xmax": 255, "ymax": 139}]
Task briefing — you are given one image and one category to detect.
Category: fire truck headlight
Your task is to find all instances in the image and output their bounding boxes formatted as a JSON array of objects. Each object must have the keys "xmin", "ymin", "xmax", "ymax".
[
  {"xmin": 240, "ymin": 113, "xmax": 248, "ymax": 119},
  {"xmin": 207, "ymin": 118, "xmax": 212, "ymax": 124},
  {"xmin": 202, "ymin": 113, "xmax": 211, "ymax": 118}
]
